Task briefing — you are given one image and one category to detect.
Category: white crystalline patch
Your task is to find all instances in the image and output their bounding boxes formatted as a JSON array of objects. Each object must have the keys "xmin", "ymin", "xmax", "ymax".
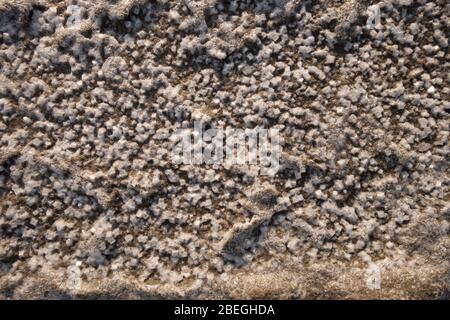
[{"xmin": 65, "ymin": 5, "xmax": 88, "ymax": 28}]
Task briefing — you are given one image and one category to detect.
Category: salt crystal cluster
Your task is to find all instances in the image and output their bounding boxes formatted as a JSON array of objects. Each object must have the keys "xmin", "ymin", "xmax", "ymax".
[{"xmin": 0, "ymin": 0, "xmax": 448, "ymax": 299}]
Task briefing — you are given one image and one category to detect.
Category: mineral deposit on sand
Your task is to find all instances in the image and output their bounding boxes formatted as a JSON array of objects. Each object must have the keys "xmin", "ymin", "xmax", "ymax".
[{"xmin": 0, "ymin": 0, "xmax": 449, "ymax": 299}]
